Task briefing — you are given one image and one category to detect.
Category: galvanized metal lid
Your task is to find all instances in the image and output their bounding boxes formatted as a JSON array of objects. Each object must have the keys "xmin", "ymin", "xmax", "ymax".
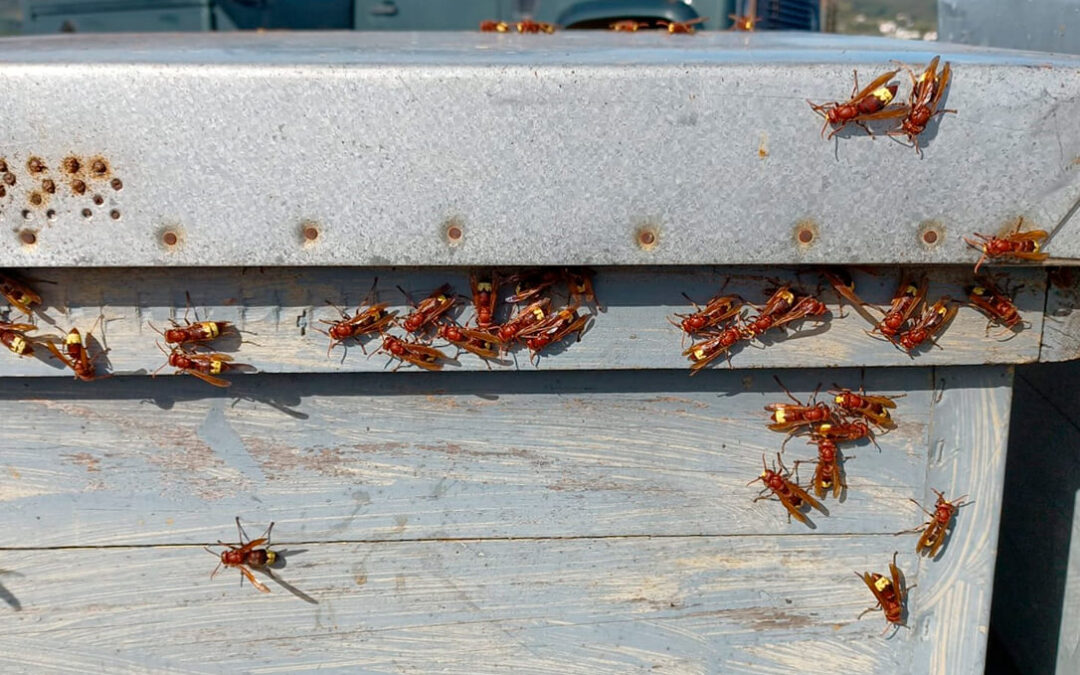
[{"xmin": 0, "ymin": 32, "xmax": 1077, "ymax": 267}]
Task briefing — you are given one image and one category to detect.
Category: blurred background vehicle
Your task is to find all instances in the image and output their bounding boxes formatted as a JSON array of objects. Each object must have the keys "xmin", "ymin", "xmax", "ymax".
[{"xmin": 10, "ymin": 0, "xmax": 827, "ymax": 33}]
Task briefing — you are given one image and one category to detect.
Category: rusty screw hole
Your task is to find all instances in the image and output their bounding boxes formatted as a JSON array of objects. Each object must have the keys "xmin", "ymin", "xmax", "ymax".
[
  {"xmin": 0, "ymin": 159, "xmax": 7, "ymax": 173},
  {"xmin": 63, "ymin": 157, "xmax": 81, "ymax": 174},
  {"xmin": 28, "ymin": 192, "xmax": 43, "ymax": 207},
  {"xmin": 797, "ymin": 228, "xmax": 814, "ymax": 244},
  {"xmin": 91, "ymin": 159, "xmax": 108, "ymax": 175},
  {"xmin": 922, "ymin": 230, "xmax": 938, "ymax": 245},
  {"xmin": 109, "ymin": 209, "xmax": 121, "ymax": 220},
  {"xmin": 42, "ymin": 179, "xmax": 56, "ymax": 194},
  {"xmin": 81, "ymin": 208, "xmax": 92, "ymax": 219},
  {"xmin": 303, "ymin": 225, "xmax": 319, "ymax": 242},
  {"xmin": 0, "ymin": 186, "xmax": 6, "ymax": 198},
  {"xmin": 21, "ymin": 209, "xmax": 31, "ymax": 220},
  {"xmin": 92, "ymin": 194, "xmax": 104, "ymax": 206},
  {"xmin": 635, "ymin": 225, "xmax": 660, "ymax": 251},
  {"xmin": 27, "ymin": 157, "xmax": 46, "ymax": 174},
  {"xmin": 46, "ymin": 209, "xmax": 56, "ymax": 220},
  {"xmin": 162, "ymin": 230, "xmax": 179, "ymax": 247},
  {"xmin": 3, "ymin": 173, "xmax": 14, "ymax": 186},
  {"xmin": 72, "ymin": 179, "xmax": 87, "ymax": 195},
  {"xmin": 110, "ymin": 178, "xmax": 123, "ymax": 191},
  {"xmin": 19, "ymin": 230, "xmax": 36, "ymax": 245},
  {"xmin": 446, "ymin": 224, "xmax": 463, "ymax": 242}
]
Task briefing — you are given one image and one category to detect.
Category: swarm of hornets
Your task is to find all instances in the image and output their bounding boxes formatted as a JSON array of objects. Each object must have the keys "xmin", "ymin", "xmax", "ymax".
[
  {"xmin": 751, "ymin": 376, "xmax": 967, "ymax": 635},
  {"xmin": 317, "ymin": 269, "xmax": 598, "ymax": 371},
  {"xmin": 1, "ymin": 270, "xmax": 114, "ymax": 382},
  {"xmin": 674, "ymin": 257, "xmax": 1031, "ymax": 374},
  {"xmin": 0, "ymin": 51, "xmax": 1052, "ymax": 633},
  {"xmin": 669, "ymin": 265, "xmax": 1017, "ymax": 634}
]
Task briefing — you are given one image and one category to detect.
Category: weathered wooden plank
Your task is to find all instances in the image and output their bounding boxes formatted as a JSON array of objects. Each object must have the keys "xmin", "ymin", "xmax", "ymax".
[
  {"xmin": 0, "ymin": 536, "xmax": 926, "ymax": 674},
  {"xmin": 1, "ymin": 368, "xmax": 934, "ymax": 545},
  {"xmin": 1040, "ymin": 268, "xmax": 1080, "ymax": 362},
  {"xmin": 910, "ymin": 366, "xmax": 1013, "ymax": 675},
  {"xmin": 0, "ymin": 266, "xmax": 1050, "ymax": 378}
]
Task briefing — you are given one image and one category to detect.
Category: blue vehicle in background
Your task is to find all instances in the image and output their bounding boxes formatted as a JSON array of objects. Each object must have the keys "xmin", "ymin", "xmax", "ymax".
[{"xmin": 20, "ymin": 0, "xmax": 822, "ymax": 33}]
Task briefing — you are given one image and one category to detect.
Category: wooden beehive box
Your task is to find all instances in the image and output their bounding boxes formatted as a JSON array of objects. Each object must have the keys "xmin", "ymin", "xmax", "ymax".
[{"xmin": 3, "ymin": 33, "xmax": 1080, "ymax": 673}]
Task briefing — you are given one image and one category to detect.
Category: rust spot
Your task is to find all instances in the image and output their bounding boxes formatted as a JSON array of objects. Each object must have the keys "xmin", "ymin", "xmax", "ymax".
[
  {"xmin": 110, "ymin": 178, "xmax": 123, "ymax": 191},
  {"xmin": 793, "ymin": 220, "xmax": 818, "ymax": 248},
  {"xmin": 92, "ymin": 194, "xmax": 104, "ymax": 206},
  {"xmin": 28, "ymin": 192, "xmax": 44, "ymax": 207},
  {"xmin": 758, "ymin": 132, "xmax": 769, "ymax": 159},
  {"xmin": 159, "ymin": 226, "xmax": 183, "ymax": 249},
  {"xmin": 27, "ymin": 157, "xmax": 46, "ymax": 174},
  {"xmin": 442, "ymin": 217, "xmax": 465, "ymax": 246},
  {"xmin": 81, "ymin": 208, "xmax": 92, "ymax": 219},
  {"xmin": 71, "ymin": 179, "xmax": 87, "ymax": 195},
  {"xmin": 3, "ymin": 173, "xmax": 14, "ymax": 186},
  {"xmin": 298, "ymin": 221, "xmax": 320, "ymax": 245},
  {"xmin": 19, "ymin": 229, "xmax": 37, "ymax": 246},
  {"xmin": 635, "ymin": 224, "xmax": 660, "ymax": 251},
  {"xmin": 109, "ymin": 209, "xmax": 121, "ymax": 220},
  {"xmin": 0, "ymin": 186, "xmax": 5, "ymax": 198},
  {"xmin": 41, "ymin": 178, "xmax": 56, "ymax": 194},
  {"xmin": 62, "ymin": 156, "xmax": 82, "ymax": 174},
  {"xmin": 89, "ymin": 157, "xmax": 109, "ymax": 177},
  {"xmin": 918, "ymin": 220, "xmax": 945, "ymax": 250},
  {"xmin": 0, "ymin": 158, "xmax": 7, "ymax": 173}
]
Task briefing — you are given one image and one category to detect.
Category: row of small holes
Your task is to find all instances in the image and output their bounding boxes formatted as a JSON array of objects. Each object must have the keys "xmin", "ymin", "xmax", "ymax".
[
  {"xmin": 18, "ymin": 207, "xmax": 119, "ymax": 220},
  {"xmin": 12, "ymin": 223, "xmax": 945, "ymax": 250}
]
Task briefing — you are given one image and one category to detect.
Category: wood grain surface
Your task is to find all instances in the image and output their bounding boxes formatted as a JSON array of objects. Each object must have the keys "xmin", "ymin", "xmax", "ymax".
[{"xmin": 0, "ymin": 365, "xmax": 1011, "ymax": 674}]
